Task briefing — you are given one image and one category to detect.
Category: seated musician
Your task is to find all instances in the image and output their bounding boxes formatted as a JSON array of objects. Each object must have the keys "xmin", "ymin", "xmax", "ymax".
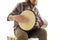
[{"xmin": 7, "ymin": 0, "xmax": 48, "ymax": 40}]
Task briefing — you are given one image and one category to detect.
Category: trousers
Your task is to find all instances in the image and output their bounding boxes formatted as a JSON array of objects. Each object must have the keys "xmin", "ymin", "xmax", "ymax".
[{"xmin": 14, "ymin": 27, "xmax": 47, "ymax": 40}]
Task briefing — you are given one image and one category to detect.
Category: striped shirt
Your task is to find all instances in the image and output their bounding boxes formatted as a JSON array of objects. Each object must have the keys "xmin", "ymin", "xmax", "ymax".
[{"xmin": 7, "ymin": 2, "xmax": 43, "ymax": 30}]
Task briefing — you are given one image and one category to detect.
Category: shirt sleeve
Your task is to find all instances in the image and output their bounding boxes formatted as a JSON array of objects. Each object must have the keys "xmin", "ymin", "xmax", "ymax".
[
  {"xmin": 37, "ymin": 11, "xmax": 43, "ymax": 27},
  {"xmin": 7, "ymin": 3, "xmax": 21, "ymax": 21}
]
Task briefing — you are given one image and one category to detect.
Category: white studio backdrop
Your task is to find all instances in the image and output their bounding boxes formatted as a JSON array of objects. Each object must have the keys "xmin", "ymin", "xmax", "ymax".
[{"xmin": 0, "ymin": 0, "xmax": 60, "ymax": 40}]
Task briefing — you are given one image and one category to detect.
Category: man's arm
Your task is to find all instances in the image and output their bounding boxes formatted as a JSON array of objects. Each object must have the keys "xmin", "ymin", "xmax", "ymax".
[
  {"xmin": 7, "ymin": 3, "xmax": 21, "ymax": 21},
  {"xmin": 37, "ymin": 11, "xmax": 48, "ymax": 28},
  {"xmin": 41, "ymin": 18, "xmax": 48, "ymax": 28}
]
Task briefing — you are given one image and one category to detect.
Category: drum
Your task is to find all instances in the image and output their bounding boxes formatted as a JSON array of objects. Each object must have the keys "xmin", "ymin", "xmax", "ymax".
[{"xmin": 18, "ymin": 10, "xmax": 36, "ymax": 31}]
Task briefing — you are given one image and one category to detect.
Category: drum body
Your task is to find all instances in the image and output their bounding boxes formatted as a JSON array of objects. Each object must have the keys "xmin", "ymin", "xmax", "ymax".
[{"xmin": 19, "ymin": 10, "xmax": 36, "ymax": 31}]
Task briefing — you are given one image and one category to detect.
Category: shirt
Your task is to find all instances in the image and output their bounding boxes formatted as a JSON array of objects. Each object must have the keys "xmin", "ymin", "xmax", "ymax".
[{"xmin": 7, "ymin": 2, "xmax": 43, "ymax": 30}]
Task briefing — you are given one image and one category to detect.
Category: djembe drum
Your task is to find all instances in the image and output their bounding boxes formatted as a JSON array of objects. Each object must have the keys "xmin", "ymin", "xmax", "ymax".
[{"xmin": 18, "ymin": 10, "xmax": 36, "ymax": 31}]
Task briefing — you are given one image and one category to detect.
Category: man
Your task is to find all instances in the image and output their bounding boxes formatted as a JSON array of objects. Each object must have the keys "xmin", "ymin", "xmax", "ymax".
[{"xmin": 7, "ymin": 0, "xmax": 48, "ymax": 40}]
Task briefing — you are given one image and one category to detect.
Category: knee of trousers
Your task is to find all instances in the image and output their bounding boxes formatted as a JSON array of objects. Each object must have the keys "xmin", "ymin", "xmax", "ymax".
[
  {"xmin": 39, "ymin": 28, "xmax": 47, "ymax": 36},
  {"xmin": 14, "ymin": 31, "xmax": 28, "ymax": 38},
  {"xmin": 14, "ymin": 28, "xmax": 28, "ymax": 38}
]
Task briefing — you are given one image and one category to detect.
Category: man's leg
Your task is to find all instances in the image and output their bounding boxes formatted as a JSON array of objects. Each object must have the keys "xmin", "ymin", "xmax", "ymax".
[
  {"xmin": 29, "ymin": 28, "xmax": 47, "ymax": 40},
  {"xmin": 14, "ymin": 27, "xmax": 28, "ymax": 40}
]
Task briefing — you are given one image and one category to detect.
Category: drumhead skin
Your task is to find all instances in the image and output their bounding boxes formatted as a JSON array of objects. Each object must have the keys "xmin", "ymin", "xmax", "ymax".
[{"xmin": 18, "ymin": 10, "xmax": 36, "ymax": 31}]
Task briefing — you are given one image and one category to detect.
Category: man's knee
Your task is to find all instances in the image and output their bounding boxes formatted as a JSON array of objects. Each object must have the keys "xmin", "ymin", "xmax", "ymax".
[
  {"xmin": 15, "ymin": 30, "xmax": 28, "ymax": 40},
  {"xmin": 38, "ymin": 29, "xmax": 47, "ymax": 40},
  {"xmin": 40, "ymin": 28, "xmax": 47, "ymax": 35},
  {"xmin": 14, "ymin": 27, "xmax": 28, "ymax": 40}
]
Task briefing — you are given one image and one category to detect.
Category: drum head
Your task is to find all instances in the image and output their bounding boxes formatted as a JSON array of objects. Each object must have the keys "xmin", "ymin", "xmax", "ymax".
[{"xmin": 18, "ymin": 10, "xmax": 36, "ymax": 31}]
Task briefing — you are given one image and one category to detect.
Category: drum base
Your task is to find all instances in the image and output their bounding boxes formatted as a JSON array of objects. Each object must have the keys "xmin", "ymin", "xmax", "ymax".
[{"xmin": 7, "ymin": 36, "xmax": 16, "ymax": 40}]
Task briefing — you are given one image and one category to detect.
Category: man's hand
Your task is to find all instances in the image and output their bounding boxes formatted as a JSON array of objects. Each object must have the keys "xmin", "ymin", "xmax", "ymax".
[
  {"xmin": 41, "ymin": 18, "xmax": 48, "ymax": 29},
  {"xmin": 12, "ymin": 15, "xmax": 28, "ymax": 23}
]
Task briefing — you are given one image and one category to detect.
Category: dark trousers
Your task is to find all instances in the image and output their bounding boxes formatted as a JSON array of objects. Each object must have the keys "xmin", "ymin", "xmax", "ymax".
[{"xmin": 14, "ymin": 27, "xmax": 47, "ymax": 40}]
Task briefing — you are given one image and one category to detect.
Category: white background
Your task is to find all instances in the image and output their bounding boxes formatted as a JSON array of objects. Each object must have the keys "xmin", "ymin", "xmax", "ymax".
[{"xmin": 0, "ymin": 0, "xmax": 60, "ymax": 40}]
